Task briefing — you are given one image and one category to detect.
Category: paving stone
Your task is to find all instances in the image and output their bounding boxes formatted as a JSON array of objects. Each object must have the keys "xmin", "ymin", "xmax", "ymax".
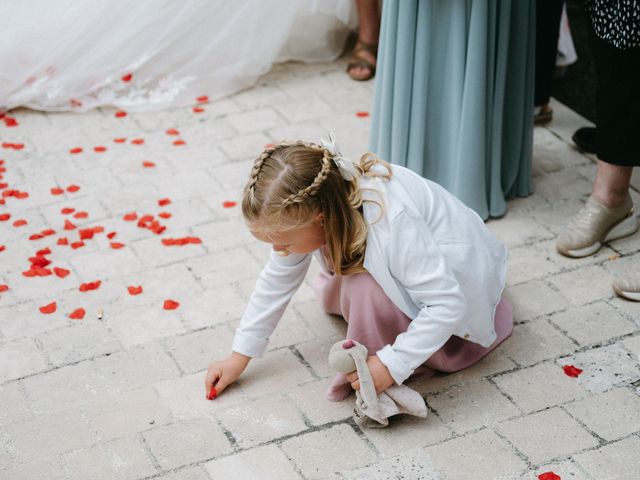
[
  {"xmin": 131, "ymin": 232, "xmax": 207, "ymax": 269},
  {"xmin": 69, "ymin": 246, "xmax": 146, "ymax": 280},
  {"xmin": 292, "ymin": 299, "xmax": 347, "ymax": 339},
  {"xmin": 217, "ymin": 393, "xmax": 307, "ymax": 448},
  {"xmin": 267, "ymin": 308, "xmax": 316, "ymax": 351},
  {"xmin": 534, "ymin": 168, "xmax": 594, "ymax": 203},
  {"xmin": 608, "ymin": 296, "xmax": 640, "ymax": 328},
  {"xmin": 181, "ymin": 285, "xmax": 247, "ymax": 330},
  {"xmin": 0, "ymin": 458, "xmax": 68, "ymax": 480},
  {"xmin": 573, "ymin": 436, "xmax": 640, "ymax": 480},
  {"xmin": 426, "ymin": 379, "xmax": 520, "ymax": 434},
  {"xmin": 493, "ymin": 361, "xmax": 589, "ymax": 413},
  {"xmin": 548, "ymin": 265, "xmax": 614, "ymax": 306},
  {"xmin": 486, "ymin": 215, "xmax": 554, "ymax": 248},
  {"xmin": 192, "ymin": 218, "xmax": 255, "ymax": 251},
  {"xmin": 295, "ymin": 334, "xmax": 345, "ymax": 378},
  {"xmin": 503, "ymin": 280, "xmax": 570, "ymax": 321},
  {"xmin": 0, "ymin": 382, "xmax": 32, "ymax": 426},
  {"xmin": 165, "ymin": 325, "xmax": 235, "ymax": 374},
  {"xmin": 184, "ymin": 245, "xmax": 263, "ymax": 288},
  {"xmin": 559, "ymin": 343, "xmax": 640, "ymax": 393},
  {"xmin": 343, "ymin": 448, "xmax": 444, "ymax": 480},
  {"xmin": 622, "ymin": 334, "xmax": 640, "ymax": 360},
  {"xmin": 107, "ymin": 304, "xmax": 186, "ymax": 347},
  {"xmin": 498, "ymin": 319, "xmax": 577, "ymax": 367},
  {"xmin": 505, "ymin": 242, "xmax": 563, "ymax": 286},
  {"xmin": 496, "ymin": 407, "xmax": 598, "ymax": 465},
  {"xmin": 143, "ymin": 417, "xmax": 232, "ymax": 471},
  {"xmin": 564, "ymin": 388, "xmax": 640, "ymax": 441},
  {"xmin": 280, "ymin": 424, "xmax": 377, "ymax": 479},
  {"xmin": 424, "ymin": 429, "xmax": 527, "ymax": 480},
  {"xmin": 549, "ymin": 301, "xmax": 637, "ymax": 347},
  {"xmin": 155, "ymin": 466, "xmax": 211, "ymax": 480},
  {"xmin": 64, "ymin": 435, "xmax": 157, "ymax": 480},
  {"xmin": 204, "ymin": 444, "xmax": 302, "ymax": 480},
  {"xmin": 286, "ymin": 378, "xmax": 354, "ymax": 426},
  {"xmin": 0, "ymin": 337, "xmax": 47, "ymax": 382},
  {"xmin": 501, "ymin": 460, "xmax": 587, "ymax": 480},
  {"xmin": 226, "ymin": 107, "xmax": 287, "ymax": 134}
]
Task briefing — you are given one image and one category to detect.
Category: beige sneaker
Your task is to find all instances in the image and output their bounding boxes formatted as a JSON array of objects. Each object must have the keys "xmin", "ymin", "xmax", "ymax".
[
  {"xmin": 556, "ymin": 194, "xmax": 638, "ymax": 258},
  {"xmin": 613, "ymin": 273, "xmax": 640, "ymax": 302}
]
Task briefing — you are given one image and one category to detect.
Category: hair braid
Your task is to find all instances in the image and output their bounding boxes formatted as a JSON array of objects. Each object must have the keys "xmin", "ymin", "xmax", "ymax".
[
  {"xmin": 246, "ymin": 146, "xmax": 277, "ymax": 205},
  {"xmin": 281, "ymin": 147, "xmax": 332, "ymax": 207}
]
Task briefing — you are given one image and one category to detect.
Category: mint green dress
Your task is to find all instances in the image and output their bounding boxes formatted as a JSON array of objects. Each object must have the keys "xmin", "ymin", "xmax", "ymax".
[{"xmin": 370, "ymin": 0, "xmax": 535, "ymax": 219}]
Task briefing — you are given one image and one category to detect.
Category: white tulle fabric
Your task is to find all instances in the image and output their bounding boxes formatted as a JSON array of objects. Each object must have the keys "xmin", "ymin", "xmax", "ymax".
[{"xmin": 0, "ymin": 0, "xmax": 355, "ymax": 112}]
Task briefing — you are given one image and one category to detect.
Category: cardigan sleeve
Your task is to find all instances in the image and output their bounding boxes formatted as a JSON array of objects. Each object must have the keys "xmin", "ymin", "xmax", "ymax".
[
  {"xmin": 376, "ymin": 211, "xmax": 467, "ymax": 384},
  {"xmin": 232, "ymin": 250, "xmax": 312, "ymax": 358}
]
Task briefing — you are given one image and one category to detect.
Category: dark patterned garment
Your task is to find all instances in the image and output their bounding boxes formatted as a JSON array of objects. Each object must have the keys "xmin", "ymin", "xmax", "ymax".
[{"xmin": 585, "ymin": 0, "xmax": 640, "ymax": 49}]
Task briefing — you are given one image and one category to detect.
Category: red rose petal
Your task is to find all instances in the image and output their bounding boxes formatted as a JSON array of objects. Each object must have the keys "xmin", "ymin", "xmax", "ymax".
[
  {"xmin": 51, "ymin": 187, "xmax": 64, "ymax": 195},
  {"xmin": 157, "ymin": 198, "xmax": 171, "ymax": 206},
  {"xmin": 64, "ymin": 219, "xmax": 77, "ymax": 230},
  {"xmin": 142, "ymin": 161, "xmax": 155, "ymax": 168},
  {"xmin": 192, "ymin": 106, "xmax": 205, "ymax": 113},
  {"xmin": 538, "ymin": 473, "xmax": 561, "ymax": 480},
  {"xmin": 115, "ymin": 111, "xmax": 127, "ymax": 118},
  {"xmin": 106, "ymin": 231, "xmax": 117, "ymax": 239},
  {"xmin": 73, "ymin": 211, "xmax": 88, "ymax": 219},
  {"xmin": 121, "ymin": 73, "xmax": 133, "ymax": 82},
  {"xmin": 222, "ymin": 201, "xmax": 237, "ymax": 208},
  {"xmin": 196, "ymin": 95, "xmax": 209, "ymax": 103},
  {"xmin": 0, "ymin": 213, "xmax": 10, "ymax": 221},
  {"xmin": 42, "ymin": 229, "xmax": 55, "ymax": 236},
  {"xmin": 207, "ymin": 386, "xmax": 217, "ymax": 400},
  {"xmin": 163, "ymin": 299, "xmax": 180, "ymax": 310},
  {"xmin": 356, "ymin": 111, "xmax": 370, "ymax": 117},
  {"xmin": 69, "ymin": 147, "xmax": 83, "ymax": 154},
  {"xmin": 57, "ymin": 237, "xmax": 68, "ymax": 246},
  {"xmin": 0, "ymin": 245, "xmax": 5, "ymax": 252},
  {"xmin": 12, "ymin": 219, "xmax": 27, "ymax": 227},
  {"xmin": 113, "ymin": 137, "xmax": 127, "ymax": 143},
  {"xmin": 94, "ymin": 146, "xmax": 107, "ymax": 152},
  {"xmin": 131, "ymin": 138, "xmax": 144, "ymax": 145},
  {"xmin": 173, "ymin": 139, "xmax": 186, "ymax": 146},
  {"xmin": 0, "ymin": 284, "xmax": 9, "ymax": 293},
  {"xmin": 39, "ymin": 302, "xmax": 57, "ymax": 314},
  {"xmin": 61, "ymin": 207, "xmax": 75, "ymax": 215},
  {"xmin": 66, "ymin": 185, "xmax": 80, "ymax": 193},
  {"xmin": 165, "ymin": 128, "xmax": 180, "ymax": 136},
  {"xmin": 53, "ymin": 267, "xmax": 70, "ymax": 278},
  {"xmin": 110, "ymin": 242, "xmax": 125, "ymax": 249},
  {"xmin": 79, "ymin": 280, "xmax": 101, "ymax": 292},
  {"xmin": 127, "ymin": 285, "xmax": 143, "ymax": 295},
  {"xmin": 123, "ymin": 212, "xmax": 138, "ymax": 221},
  {"xmin": 158, "ymin": 212, "xmax": 172, "ymax": 219},
  {"xmin": 69, "ymin": 307, "xmax": 86, "ymax": 320},
  {"xmin": 70, "ymin": 241, "xmax": 85, "ymax": 249},
  {"xmin": 78, "ymin": 228, "xmax": 95, "ymax": 240},
  {"xmin": 563, "ymin": 365, "xmax": 583, "ymax": 378}
]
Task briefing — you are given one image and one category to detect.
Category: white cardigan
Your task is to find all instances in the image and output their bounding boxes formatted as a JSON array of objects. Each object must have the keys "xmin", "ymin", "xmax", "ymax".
[{"xmin": 232, "ymin": 165, "xmax": 508, "ymax": 385}]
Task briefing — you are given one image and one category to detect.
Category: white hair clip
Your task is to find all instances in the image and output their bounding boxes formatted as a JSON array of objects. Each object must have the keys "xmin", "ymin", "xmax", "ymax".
[{"xmin": 319, "ymin": 132, "xmax": 359, "ymax": 181}]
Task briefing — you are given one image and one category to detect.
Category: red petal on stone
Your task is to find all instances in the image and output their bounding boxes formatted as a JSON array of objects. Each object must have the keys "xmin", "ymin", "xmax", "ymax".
[
  {"xmin": 64, "ymin": 219, "xmax": 77, "ymax": 230},
  {"xmin": 0, "ymin": 284, "xmax": 9, "ymax": 292},
  {"xmin": 57, "ymin": 237, "xmax": 68, "ymax": 246},
  {"xmin": 13, "ymin": 219, "xmax": 27, "ymax": 227},
  {"xmin": 123, "ymin": 212, "xmax": 138, "ymax": 221},
  {"xmin": 0, "ymin": 213, "xmax": 11, "ymax": 221},
  {"xmin": 69, "ymin": 307, "xmax": 85, "ymax": 320},
  {"xmin": 127, "ymin": 285, "xmax": 143, "ymax": 295},
  {"xmin": 196, "ymin": 95, "xmax": 209, "ymax": 103},
  {"xmin": 165, "ymin": 128, "xmax": 180, "ymax": 136},
  {"xmin": 66, "ymin": 185, "xmax": 80, "ymax": 193},
  {"xmin": 121, "ymin": 73, "xmax": 133, "ymax": 82},
  {"xmin": 106, "ymin": 231, "xmax": 117, "ymax": 239},
  {"xmin": 163, "ymin": 299, "xmax": 180, "ymax": 310},
  {"xmin": 70, "ymin": 98, "xmax": 83, "ymax": 108},
  {"xmin": 39, "ymin": 302, "xmax": 57, "ymax": 314},
  {"xmin": 173, "ymin": 139, "xmax": 186, "ymax": 146},
  {"xmin": 207, "ymin": 386, "xmax": 217, "ymax": 400},
  {"xmin": 36, "ymin": 247, "xmax": 51, "ymax": 256},
  {"xmin": 356, "ymin": 111, "xmax": 370, "ymax": 117},
  {"xmin": 61, "ymin": 207, "xmax": 75, "ymax": 214},
  {"xmin": 192, "ymin": 106, "xmax": 205, "ymax": 113},
  {"xmin": 29, "ymin": 233, "xmax": 44, "ymax": 240},
  {"xmin": 94, "ymin": 146, "xmax": 107, "ymax": 152},
  {"xmin": 113, "ymin": 137, "xmax": 127, "ymax": 143},
  {"xmin": 0, "ymin": 245, "xmax": 5, "ymax": 252},
  {"xmin": 110, "ymin": 242, "xmax": 125, "ymax": 249},
  {"xmin": 70, "ymin": 241, "xmax": 85, "ymax": 249},
  {"xmin": 51, "ymin": 187, "xmax": 64, "ymax": 195},
  {"xmin": 69, "ymin": 147, "xmax": 83, "ymax": 154},
  {"xmin": 115, "ymin": 111, "xmax": 127, "ymax": 118},
  {"xmin": 78, "ymin": 228, "xmax": 94, "ymax": 240},
  {"xmin": 53, "ymin": 267, "xmax": 70, "ymax": 278},
  {"xmin": 142, "ymin": 161, "xmax": 155, "ymax": 168},
  {"xmin": 562, "ymin": 365, "xmax": 583, "ymax": 377},
  {"xmin": 73, "ymin": 211, "xmax": 88, "ymax": 219},
  {"xmin": 34, "ymin": 267, "xmax": 52, "ymax": 276},
  {"xmin": 538, "ymin": 472, "xmax": 561, "ymax": 480},
  {"xmin": 13, "ymin": 143, "xmax": 25, "ymax": 150},
  {"xmin": 42, "ymin": 229, "xmax": 55, "ymax": 236},
  {"xmin": 222, "ymin": 201, "xmax": 237, "ymax": 208},
  {"xmin": 158, "ymin": 212, "xmax": 171, "ymax": 219},
  {"xmin": 79, "ymin": 280, "xmax": 101, "ymax": 292},
  {"xmin": 157, "ymin": 198, "xmax": 171, "ymax": 206},
  {"xmin": 131, "ymin": 138, "xmax": 144, "ymax": 145}
]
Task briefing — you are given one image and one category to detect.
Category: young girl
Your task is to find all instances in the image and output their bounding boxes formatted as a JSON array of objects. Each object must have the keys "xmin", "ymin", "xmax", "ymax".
[{"xmin": 204, "ymin": 135, "xmax": 512, "ymax": 400}]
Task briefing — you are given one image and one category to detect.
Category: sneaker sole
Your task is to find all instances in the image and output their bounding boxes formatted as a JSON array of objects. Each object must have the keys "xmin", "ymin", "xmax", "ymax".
[
  {"xmin": 613, "ymin": 284, "xmax": 640, "ymax": 302},
  {"xmin": 557, "ymin": 213, "xmax": 639, "ymax": 258}
]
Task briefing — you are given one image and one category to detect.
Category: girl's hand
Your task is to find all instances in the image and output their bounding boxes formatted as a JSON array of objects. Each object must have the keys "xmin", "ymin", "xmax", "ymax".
[
  {"xmin": 204, "ymin": 352, "xmax": 251, "ymax": 399},
  {"xmin": 345, "ymin": 355, "xmax": 395, "ymax": 394}
]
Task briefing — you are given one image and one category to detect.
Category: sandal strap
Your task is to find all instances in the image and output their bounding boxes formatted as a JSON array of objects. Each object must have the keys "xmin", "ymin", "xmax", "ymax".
[{"xmin": 353, "ymin": 39, "xmax": 379, "ymax": 55}]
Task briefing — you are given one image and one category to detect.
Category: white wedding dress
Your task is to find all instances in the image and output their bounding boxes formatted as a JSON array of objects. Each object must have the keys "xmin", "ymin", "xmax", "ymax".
[{"xmin": 0, "ymin": 0, "xmax": 355, "ymax": 112}]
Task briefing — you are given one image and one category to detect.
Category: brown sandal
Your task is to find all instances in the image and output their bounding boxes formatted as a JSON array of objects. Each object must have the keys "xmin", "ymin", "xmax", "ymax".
[{"xmin": 347, "ymin": 40, "xmax": 378, "ymax": 81}]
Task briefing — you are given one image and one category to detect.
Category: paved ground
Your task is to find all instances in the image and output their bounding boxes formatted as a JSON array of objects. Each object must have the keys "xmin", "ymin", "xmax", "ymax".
[{"xmin": 1, "ymin": 57, "xmax": 639, "ymax": 480}]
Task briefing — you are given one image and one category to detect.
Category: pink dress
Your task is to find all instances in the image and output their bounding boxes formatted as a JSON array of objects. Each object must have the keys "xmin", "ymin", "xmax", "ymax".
[{"xmin": 315, "ymin": 249, "xmax": 513, "ymax": 401}]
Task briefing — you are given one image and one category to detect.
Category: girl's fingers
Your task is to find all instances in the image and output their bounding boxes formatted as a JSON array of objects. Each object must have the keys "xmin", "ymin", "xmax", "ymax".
[
  {"xmin": 345, "ymin": 371, "xmax": 358, "ymax": 383},
  {"xmin": 350, "ymin": 379, "xmax": 360, "ymax": 391}
]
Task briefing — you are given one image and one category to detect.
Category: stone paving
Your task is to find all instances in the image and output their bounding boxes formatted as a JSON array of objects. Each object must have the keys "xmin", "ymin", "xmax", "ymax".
[{"xmin": 0, "ymin": 56, "xmax": 639, "ymax": 480}]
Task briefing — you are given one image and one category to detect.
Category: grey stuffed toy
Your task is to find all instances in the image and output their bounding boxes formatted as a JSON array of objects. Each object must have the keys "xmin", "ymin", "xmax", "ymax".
[{"xmin": 328, "ymin": 339, "xmax": 428, "ymax": 428}]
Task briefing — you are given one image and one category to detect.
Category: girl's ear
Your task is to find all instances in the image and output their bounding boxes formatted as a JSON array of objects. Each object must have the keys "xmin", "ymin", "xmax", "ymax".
[{"xmin": 316, "ymin": 212, "xmax": 325, "ymax": 225}]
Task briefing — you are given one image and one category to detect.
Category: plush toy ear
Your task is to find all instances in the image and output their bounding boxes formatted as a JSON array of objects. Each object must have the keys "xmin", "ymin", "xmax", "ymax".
[{"xmin": 328, "ymin": 340, "xmax": 357, "ymax": 374}]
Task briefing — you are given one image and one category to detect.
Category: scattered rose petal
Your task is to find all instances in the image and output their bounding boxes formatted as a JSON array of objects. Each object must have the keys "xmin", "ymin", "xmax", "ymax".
[
  {"xmin": 115, "ymin": 111, "xmax": 127, "ymax": 118},
  {"xmin": 53, "ymin": 267, "xmax": 70, "ymax": 278},
  {"xmin": 142, "ymin": 161, "xmax": 155, "ymax": 168},
  {"xmin": 106, "ymin": 231, "xmax": 117, "ymax": 239},
  {"xmin": 39, "ymin": 302, "xmax": 57, "ymax": 314},
  {"xmin": 66, "ymin": 185, "xmax": 80, "ymax": 193},
  {"xmin": 161, "ymin": 236, "xmax": 202, "ymax": 246},
  {"xmin": 127, "ymin": 285, "xmax": 143, "ymax": 295},
  {"xmin": 0, "ymin": 245, "xmax": 5, "ymax": 252},
  {"xmin": 121, "ymin": 73, "xmax": 133, "ymax": 82},
  {"xmin": 69, "ymin": 307, "xmax": 86, "ymax": 320},
  {"xmin": 57, "ymin": 237, "xmax": 68, "ymax": 246},
  {"xmin": 0, "ymin": 213, "xmax": 10, "ymax": 221},
  {"xmin": 64, "ymin": 219, "xmax": 77, "ymax": 230},
  {"xmin": 563, "ymin": 365, "xmax": 583, "ymax": 378},
  {"xmin": 192, "ymin": 106, "xmax": 205, "ymax": 113},
  {"xmin": 12, "ymin": 219, "xmax": 27, "ymax": 227},
  {"xmin": 94, "ymin": 146, "xmax": 107, "ymax": 152},
  {"xmin": 538, "ymin": 473, "xmax": 561, "ymax": 480},
  {"xmin": 79, "ymin": 280, "xmax": 101, "ymax": 292},
  {"xmin": 61, "ymin": 207, "xmax": 75, "ymax": 215},
  {"xmin": 69, "ymin": 147, "xmax": 83, "ymax": 154},
  {"xmin": 73, "ymin": 211, "xmax": 88, "ymax": 219},
  {"xmin": 131, "ymin": 138, "xmax": 144, "ymax": 145},
  {"xmin": 51, "ymin": 187, "xmax": 64, "ymax": 195},
  {"xmin": 110, "ymin": 242, "xmax": 125, "ymax": 249},
  {"xmin": 222, "ymin": 201, "xmax": 236, "ymax": 208},
  {"xmin": 0, "ymin": 284, "xmax": 8, "ymax": 293},
  {"xmin": 163, "ymin": 299, "xmax": 180, "ymax": 310},
  {"xmin": 158, "ymin": 212, "xmax": 171, "ymax": 219},
  {"xmin": 157, "ymin": 198, "xmax": 171, "ymax": 206},
  {"xmin": 165, "ymin": 128, "xmax": 179, "ymax": 136},
  {"xmin": 207, "ymin": 386, "xmax": 217, "ymax": 400},
  {"xmin": 173, "ymin": 139, "xmax": 186, "ymax": 146},
  {"xmin": 123, "ymin": 212, "xmax": 138, "ymax": 221},
  {"xmin": 196, "ymin": 95, "xmax": 209, "ymax": 103},
  {"xmin": 113, "ymin": 137, "xmax": 127, "ymax": 143},
  {"xmin": 70, "ymin": 241, "xmax": 85, "ymax": 249},
  {"xmin": 356, "ymin": 111, "xmax": 370, "ymax": 117}
]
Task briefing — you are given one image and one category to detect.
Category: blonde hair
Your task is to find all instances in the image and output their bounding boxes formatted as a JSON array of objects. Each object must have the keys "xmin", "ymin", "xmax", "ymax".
[{"xmin": 242, "ymin": 141, "xmax": 392, "ymax": 275}]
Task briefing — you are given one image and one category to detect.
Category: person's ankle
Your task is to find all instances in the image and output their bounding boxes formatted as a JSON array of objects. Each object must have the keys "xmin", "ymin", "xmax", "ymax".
[{"xmin": 591, "ymin": 191, "xmax": 628, "ymax": 209}]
